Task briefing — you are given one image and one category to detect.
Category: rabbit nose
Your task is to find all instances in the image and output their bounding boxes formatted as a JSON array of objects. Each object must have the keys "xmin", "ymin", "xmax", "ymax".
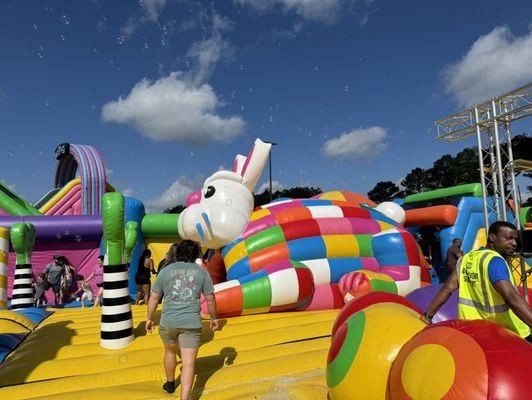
[{"xmin": 185, "ymin": 190, "xmax": 202, "ymax": 207}]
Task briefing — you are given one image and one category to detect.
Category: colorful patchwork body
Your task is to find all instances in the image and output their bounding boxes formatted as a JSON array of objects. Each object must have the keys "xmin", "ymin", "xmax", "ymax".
[{"xmin": 214, "ymin": 194, "xmax": 428, "ymax": 317}]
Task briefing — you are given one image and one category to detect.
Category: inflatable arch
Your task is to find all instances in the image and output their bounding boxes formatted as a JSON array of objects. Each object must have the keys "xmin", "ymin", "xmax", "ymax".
[{"xmin": 53, "ymin": 143, "xmax": 107, "ymax": 215}]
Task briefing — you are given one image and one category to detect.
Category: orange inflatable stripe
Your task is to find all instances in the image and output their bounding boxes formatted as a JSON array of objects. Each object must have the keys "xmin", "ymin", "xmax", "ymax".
[{"xmin": 404, "ymin": 205, "xmax": 458, "ymax": 227}]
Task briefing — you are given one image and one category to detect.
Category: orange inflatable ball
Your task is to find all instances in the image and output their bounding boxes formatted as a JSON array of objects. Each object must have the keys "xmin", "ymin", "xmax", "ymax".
[
  {"xmin": 389, "ymin": 319, "xmax": 532, "ymax": 400},
  {"xmin": 327, "ymin": 303, "xmax": 426, "ymax": 400},
  {"xmin": 331, "ymin": 291, "xmax": 422, "ymax": 337}
]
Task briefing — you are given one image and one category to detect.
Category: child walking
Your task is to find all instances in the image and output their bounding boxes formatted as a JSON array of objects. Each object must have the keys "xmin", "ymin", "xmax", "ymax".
[
  {"xmin": 75, "ymin": 275, "xmax": 94, "ymax": 308},
  {"xmin": 34, "ymin": 272, "xmax": 48, "ymax": 307}
]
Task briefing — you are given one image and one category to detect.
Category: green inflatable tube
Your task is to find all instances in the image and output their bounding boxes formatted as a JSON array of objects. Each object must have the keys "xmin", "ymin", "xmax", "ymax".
[
  {"xmin": 124, "ymin": 221, "xmax": 138, "ymax": 263},
  {"xmin": 0, "ymin": 182, "xmax": 41, "ymax": 216},
  {"xmin": 10, "ymin": 222, "xmax": 36, "ymax": 265},
  {"xmin": 404, "ymin": 183, "xmax": 482, "ymax": 204},
  {"xmin": 141, "ymin": 214, "xmax": 180, "ymax": 238},
  {"xmin": 520, "ymin": 206, "xmax": 531, "ymax": 226}
]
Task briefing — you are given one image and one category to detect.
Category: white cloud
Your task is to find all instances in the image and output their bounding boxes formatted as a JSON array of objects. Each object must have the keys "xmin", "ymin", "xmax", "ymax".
[
  {"xmin": 105, "ymin": 12, "xmax": 242, "ymax": 146},
  {"xmin": 142, "ymin": 0, "xmax": 167, "ymax": 22},
  {"xmin": 322, "ymin": 126, "xmax": 388, "ymax": 160},
  {"xmin": 257, "ymin": 179, "xmax": 286, "ymax": 194},
  {"xmin": 146, "ymin": 176, "xmax": 201, "ymax": 212},
  {"xmin": 442, "ymin": 26, "xmax": 532, "ymax": 107},
  {"xmin": 186, "ymin": 14, "xmax": 234, "ymax": 85},
  {"xmin": 102, "ymin": 72, "xmax": 244, "ymax": 145},
  {"xmin": 120, "ymin": 0, "xmax": 167, "ymax": 38},
  {"xmin": 122, "ymin": 188, "xmax": 134, "ymax": 197},
  {"xmin": 234, "ymin": 0, "xmax": 342, "ymax": 23}
]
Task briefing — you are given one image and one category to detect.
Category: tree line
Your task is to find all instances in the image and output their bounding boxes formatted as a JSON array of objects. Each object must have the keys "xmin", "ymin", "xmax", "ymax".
[{"xmin": 367, "ymin": 134, "xmax": 531, "ymax": 204}]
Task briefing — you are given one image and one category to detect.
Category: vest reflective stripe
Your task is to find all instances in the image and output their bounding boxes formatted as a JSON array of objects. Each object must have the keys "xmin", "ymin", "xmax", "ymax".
[
  {"xmin": 457, "ymin": 249, "xmax": 530, "ymax": 338},
  {"xmin": 457, "ymin": 297, "xmax": 509, "ymax": 313}
]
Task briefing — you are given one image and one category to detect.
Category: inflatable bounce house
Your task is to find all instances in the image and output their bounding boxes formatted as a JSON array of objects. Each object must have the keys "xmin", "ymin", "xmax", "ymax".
[
  {"xmin": 399, "ymin": 183, "xmax": 532, "ymax": 287},
  {"xmin": 0, "ymin": 139, "xmax": 530, "ymax": 399}
]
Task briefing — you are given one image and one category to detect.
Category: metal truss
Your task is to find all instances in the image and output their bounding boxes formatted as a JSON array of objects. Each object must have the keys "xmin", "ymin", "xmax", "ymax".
[{"xmin": 434, "ymin": 83, "xmax": 532, "ymax": 300}]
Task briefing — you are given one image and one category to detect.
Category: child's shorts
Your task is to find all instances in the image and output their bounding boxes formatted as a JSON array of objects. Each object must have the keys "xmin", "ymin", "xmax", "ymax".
[{"xmin": 82, "ymin": 291, "xmax": 94, "ymax": 301}]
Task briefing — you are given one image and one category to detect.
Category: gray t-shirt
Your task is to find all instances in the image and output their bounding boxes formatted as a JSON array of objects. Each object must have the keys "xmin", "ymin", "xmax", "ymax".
[
  {"xmin": 44, "ymin": 262, "xmax": 65, "ymax": 285},
  {"xmin": 152, "ymin": 262, "xmax": 214, "ymax": 329}
]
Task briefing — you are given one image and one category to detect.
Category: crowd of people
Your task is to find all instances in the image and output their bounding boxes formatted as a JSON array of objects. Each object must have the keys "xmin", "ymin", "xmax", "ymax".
[
  {"xmin": 33, "ymin": 254, "xmax": 104, "ymax": 307},
  {"xmin": 32, "ymin": 247, "xmax": 177, "ymax": 308}
]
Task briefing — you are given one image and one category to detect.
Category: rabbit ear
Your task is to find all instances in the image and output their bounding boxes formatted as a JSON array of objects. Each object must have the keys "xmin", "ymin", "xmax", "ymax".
[
  {"xmin": 232, "ymin": 154, "xmax": 247, "ymax": 176},
  {"xmin": 240, "ymin": 139, "xmax": 272, "ymax": 192}
]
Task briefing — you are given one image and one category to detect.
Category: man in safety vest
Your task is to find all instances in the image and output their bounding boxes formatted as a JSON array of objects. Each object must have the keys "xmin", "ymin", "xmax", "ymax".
[{"xmin": 421, "ymin": 221, "xmax": 532, "ymax": 343}]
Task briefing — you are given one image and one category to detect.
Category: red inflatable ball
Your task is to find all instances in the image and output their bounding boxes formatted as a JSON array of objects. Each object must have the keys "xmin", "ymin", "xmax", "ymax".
[
  {"xmin": 389, "ymin": 319, "xmax": 532, "ymax": 399},
  {"xmin": 331, "ymin": 291, "xmax": 422, "ymax": 337}
]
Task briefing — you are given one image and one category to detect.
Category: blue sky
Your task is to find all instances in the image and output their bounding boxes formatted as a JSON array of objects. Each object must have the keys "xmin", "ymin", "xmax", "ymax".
[{"xmin": 1, "ymin": 0, "xmax": 531, "ymax": 211}]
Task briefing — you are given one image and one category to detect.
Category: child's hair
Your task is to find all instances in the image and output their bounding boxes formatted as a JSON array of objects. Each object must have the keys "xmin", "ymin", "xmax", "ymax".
[
  {"xmin": 97, "ymin": 255, "xmax": 104, "ymax": 262},
  {"xmin": 39, "ymin": 272, "xmax": 46, "ymax": 279},
  {"xmin": 76, "ymin": 274, "xmax": 85, "ymax": 281}
]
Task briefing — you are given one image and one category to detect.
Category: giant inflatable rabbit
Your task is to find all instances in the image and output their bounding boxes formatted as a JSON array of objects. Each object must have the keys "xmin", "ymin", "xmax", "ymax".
[{"xmin": 178, "ymin": 139, "xmax": 428, "ymax": 317}]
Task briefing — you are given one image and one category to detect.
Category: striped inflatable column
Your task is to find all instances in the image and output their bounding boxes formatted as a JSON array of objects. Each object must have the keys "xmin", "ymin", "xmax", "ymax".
[
  {"xmin": 0, "ymin": 227, "xmax": 9, "ymax": 309},
  {"xmin": 10, "ymin": 223, "xmax": 36, "ymax": 309},
  {"xmin": 100, "ymin": 192, "xmax": 133, "ymax": 349}
]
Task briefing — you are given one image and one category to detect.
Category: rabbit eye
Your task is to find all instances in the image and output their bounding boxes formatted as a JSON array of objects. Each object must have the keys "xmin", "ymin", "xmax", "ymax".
[{"xmin": 204, "ymin": 185, "xmax": 216, "ymax": 198}]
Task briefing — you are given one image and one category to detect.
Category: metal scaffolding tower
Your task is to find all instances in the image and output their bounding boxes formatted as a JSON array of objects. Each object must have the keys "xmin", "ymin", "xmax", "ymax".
[{"xmin": 434, "ymin": 83, "xmax": 532, "ymax": 298}]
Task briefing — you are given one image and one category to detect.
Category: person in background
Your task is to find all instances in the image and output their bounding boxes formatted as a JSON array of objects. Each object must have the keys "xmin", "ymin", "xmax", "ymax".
[
  {"xmin": 443, "ymin": 238, "xmax": 464, "ymax": 281},
  {"xmin": 34, "ymin": 272, "xmax": 48, "ymax": 307},
  {"xmin": 86, "ymin": 255, "xmax": 104, "ymax": 307},
  {"xmin": 75, "ymin": 275, "xmax": 94, "ymax": 308},
  {"xmin": 57, "ymin": 256, "xmax": 77, "ymax": 303},
  {"xmin": 146, "ymin": 240, "xmax": 219, "ymax": 398},
  {"xmin": 421, "ymin": 221, "xmax": 532, "ymax": 342},
  {"xmin": 157, "ymin": 243, "xmax": 180, "ymax": 275},
  {"xmin": 43, "ymin": 255, "xmax": 66, "ymax": 305},
  {"xmin": 135, "ymin": 249, "xmax": 156, "ymax": 305}
]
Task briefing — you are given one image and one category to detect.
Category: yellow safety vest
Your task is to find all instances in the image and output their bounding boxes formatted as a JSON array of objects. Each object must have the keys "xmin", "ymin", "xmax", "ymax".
[{"xmin": 457, "ymin": 249, "xmax": 530, "ymax": 338}]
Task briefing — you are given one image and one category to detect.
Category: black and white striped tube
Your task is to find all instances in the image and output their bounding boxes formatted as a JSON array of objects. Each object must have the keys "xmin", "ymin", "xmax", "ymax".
[
  {"xmin": 100, "ymin": 263, "xmax": 133, "ymax": 349},
  {"xmin": 11, "ymin": 264, "xmax": 33, "ymax": 309}
]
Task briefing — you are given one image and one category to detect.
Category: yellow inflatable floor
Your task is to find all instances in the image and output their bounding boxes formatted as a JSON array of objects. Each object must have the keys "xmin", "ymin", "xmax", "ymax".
[{"xmin": 0, "ymin": 306, "xmax": 336, "ymax": 399}]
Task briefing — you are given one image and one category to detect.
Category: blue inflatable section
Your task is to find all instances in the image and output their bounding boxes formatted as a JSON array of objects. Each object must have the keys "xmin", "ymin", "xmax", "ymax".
[
  {"xmin": 14, "ymin": 307, "xmax": 51, "ymax": 324},
  {"xmin": 125, "ymin": 197, "xmax": 146, "ymax": 298},
  {"xmin": 439, "ymin": 197, "xmax": 496, "ymax": 260},
  {"xmin": 372, "ymin": 230, "xmax": 409, "ymax": 266},
  {"xmin": 393, "ymin": 198, "xmax": 405, "ymax": 206}
]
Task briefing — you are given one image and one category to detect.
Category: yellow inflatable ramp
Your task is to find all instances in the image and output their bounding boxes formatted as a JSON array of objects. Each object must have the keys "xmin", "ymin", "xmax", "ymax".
[{"xmin": 0, "ymin": 306, "xmax": 336, "ymax": 399}]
